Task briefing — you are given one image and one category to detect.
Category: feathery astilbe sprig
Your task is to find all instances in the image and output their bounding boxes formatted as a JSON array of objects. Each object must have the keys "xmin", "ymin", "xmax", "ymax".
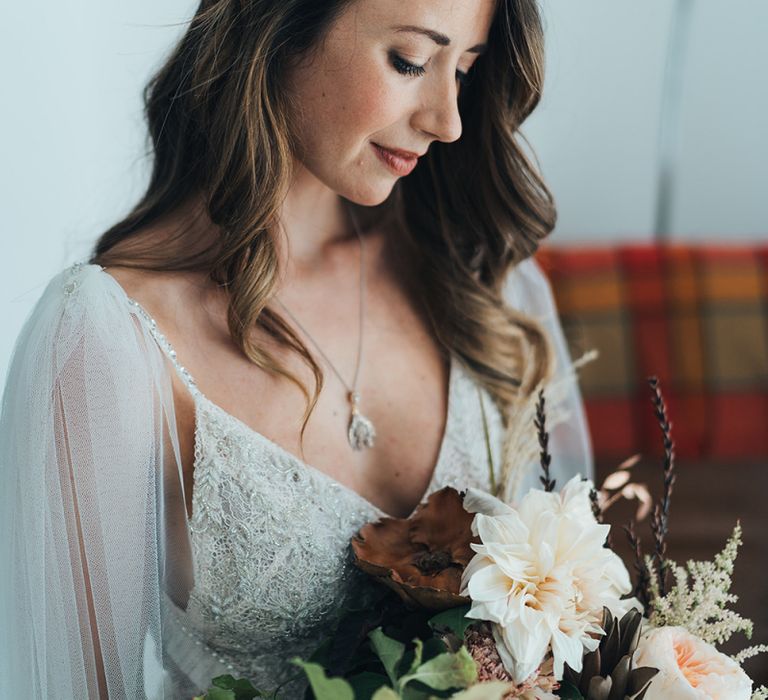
[
  {"xmin": 647, "ymin": 376, "xmax": 676, "ymax": 597},
  {"xmin": 647, "ymin": 522, "xmax": 754, "ymax": 647},
  {"xmin": 623, "ymin": 521, "xmax": 652, "ymax": 613},
  {"xmin": 534, "ymin": 389, "xmax": 556, "ymax": 493},
  {"xmin": 734, "ymin": 645, "xmax": 768, "ymax": 665}
]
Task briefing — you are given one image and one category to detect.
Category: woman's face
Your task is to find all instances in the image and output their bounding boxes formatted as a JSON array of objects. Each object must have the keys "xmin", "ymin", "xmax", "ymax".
[{"xmin": 285, "ymin": 0, "xmax": 496, "ymax": 206}]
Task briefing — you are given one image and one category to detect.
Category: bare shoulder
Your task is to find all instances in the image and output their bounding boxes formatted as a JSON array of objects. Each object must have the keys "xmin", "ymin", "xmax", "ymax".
[
  {"xmin": 102, "ymin": 264, "xmax": 202, "ymax": 331},
  {"xmin": 102, "ymin": 265, "xmax": 167, "ymax": 310}
]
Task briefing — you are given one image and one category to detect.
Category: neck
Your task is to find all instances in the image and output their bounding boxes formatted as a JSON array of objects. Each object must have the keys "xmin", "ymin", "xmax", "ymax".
[{"xmin": 276, "ymin": 162, "xmax": 359, "ymax": 279}]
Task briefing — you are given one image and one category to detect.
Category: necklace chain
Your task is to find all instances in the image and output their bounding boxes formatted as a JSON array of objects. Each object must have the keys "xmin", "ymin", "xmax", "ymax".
[
  {"xmin": 273, "ymin": 205, "xmax": 365, "ymax": 394},
  {"xmin": 272, "ymin": 203, "xmax": 376, "ymax": 450}
]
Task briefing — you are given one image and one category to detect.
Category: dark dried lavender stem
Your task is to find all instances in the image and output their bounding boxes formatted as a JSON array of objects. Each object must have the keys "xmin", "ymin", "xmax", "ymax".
[
  {"xmin": 534, "ymin": 389, "xmax": 556, "ymax": 492},
  {"xmin": 590, "ymin": 486, "xmax": 613, "ymax": 549},
  {"xmin": 589, "ymin": 487, "xmax": 603, "ymax": 523},
  {"xmin": 623, "ymin": 521, "xmax": 652, "ymax": 612},
  {"xmin": 647, "ymin": 376, "xmax": 676, "ymax": 598}
]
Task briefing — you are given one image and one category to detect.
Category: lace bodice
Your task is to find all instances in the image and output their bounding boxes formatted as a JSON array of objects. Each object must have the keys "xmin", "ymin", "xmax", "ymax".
[{"xmin": 125, "ymin": 292, "xmax": 507, "ymax": 696}]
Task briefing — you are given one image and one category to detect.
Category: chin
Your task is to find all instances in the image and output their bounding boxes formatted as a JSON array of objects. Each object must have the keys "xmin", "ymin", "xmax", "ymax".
[{"xmin": 340, "ymin": 179, "xmax": 397, "ymax": 208}]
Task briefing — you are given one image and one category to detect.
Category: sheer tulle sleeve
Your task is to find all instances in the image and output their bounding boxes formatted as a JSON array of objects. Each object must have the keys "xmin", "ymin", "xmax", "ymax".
[
  {"xmin": 499, "ymin": 256, "xmax": 595, "ymax": 501},
  {"xmin": 0, "ymin": 263, "xmax": 191, "ymax": 699}
]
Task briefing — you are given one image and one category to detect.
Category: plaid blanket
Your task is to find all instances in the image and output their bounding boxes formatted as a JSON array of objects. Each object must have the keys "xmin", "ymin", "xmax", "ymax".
[{"xmin": 537, "ymin": 244, "xmax": 768, "ymax": 461}]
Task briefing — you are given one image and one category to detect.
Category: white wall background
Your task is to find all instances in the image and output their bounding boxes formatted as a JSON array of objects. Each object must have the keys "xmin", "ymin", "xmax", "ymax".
[{"xmin": 2, "ymin": 0, "xmax": 767, "ymax": 389}]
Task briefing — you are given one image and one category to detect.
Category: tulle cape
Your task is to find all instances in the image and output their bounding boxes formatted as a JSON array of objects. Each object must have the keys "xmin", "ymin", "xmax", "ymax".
[{"xmin": 0, "ymin": 258, "xmax": 592, "ymax": 698}]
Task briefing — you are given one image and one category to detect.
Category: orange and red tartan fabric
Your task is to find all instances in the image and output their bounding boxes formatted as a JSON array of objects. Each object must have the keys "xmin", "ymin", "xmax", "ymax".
[{"xmin": 536, "ymin": 244, "xmax": 768, "ymax": 462}]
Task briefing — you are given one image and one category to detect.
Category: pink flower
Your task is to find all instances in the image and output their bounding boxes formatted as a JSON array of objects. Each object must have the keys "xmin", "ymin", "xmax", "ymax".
[{"xmin": 634, "ymin": 626, "xmax": 752, "ymax": 699}]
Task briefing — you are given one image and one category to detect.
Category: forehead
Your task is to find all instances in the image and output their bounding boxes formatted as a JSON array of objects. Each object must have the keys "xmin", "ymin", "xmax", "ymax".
[{"xmin": 353, "ymin": 0, "xmax": 498, "ymax": 47}]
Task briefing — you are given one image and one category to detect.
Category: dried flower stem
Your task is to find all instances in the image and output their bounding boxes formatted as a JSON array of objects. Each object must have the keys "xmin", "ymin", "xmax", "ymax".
[
  {"xmin": 648, "ymin": 376, "xmax": 676, "ymax": 597},
  {"xmin": 534, "ymin": 389, "xmax": 556, "ymax": 492},
  {"xmin": 624, "ymin": 521, "xmax": 652, "ymax": 612},
  {"xmin": 589, "ymin": 487, "xmax": 603, "ymax": 523},
  {"xmin": 590, "ymin": 486, "xmax": 613, "ymax": 549}
]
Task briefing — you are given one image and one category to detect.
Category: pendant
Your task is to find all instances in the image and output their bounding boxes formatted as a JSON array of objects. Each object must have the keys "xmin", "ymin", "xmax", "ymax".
[{"xmin": 347, "ymin": 391, "xmax": 376, "ymax": 450}]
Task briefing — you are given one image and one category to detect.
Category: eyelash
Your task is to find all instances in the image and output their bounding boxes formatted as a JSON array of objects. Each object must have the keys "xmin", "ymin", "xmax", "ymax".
[{"xmin": 390, "ymin": 52, "xmax": 472, "ymax": 88}]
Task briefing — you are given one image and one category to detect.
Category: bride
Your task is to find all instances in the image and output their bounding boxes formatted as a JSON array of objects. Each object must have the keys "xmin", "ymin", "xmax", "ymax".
[{"xmin": 0, "ymin": 0, "xmax": 592, "ymax": 697}]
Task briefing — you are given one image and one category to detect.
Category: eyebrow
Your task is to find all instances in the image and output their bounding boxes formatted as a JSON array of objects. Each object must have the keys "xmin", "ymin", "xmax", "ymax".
[{"xmin": 389, "ymin": 24, "xmax": 488, "ymax": 54}]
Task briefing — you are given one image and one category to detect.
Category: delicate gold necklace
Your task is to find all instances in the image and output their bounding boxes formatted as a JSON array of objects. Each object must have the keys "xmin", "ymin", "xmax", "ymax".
[{"xmin": 273, "ymin": 205, "xmax": 376, "ymax": 451}]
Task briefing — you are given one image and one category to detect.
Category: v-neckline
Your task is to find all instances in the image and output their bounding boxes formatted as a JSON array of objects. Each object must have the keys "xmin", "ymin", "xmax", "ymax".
[
  {"xmin": 100, "ymin": 265, "xmax": 457, "ymax": 523},
  {"xmin": 192, "ymin": 355, "xmax": 455, "ymax": 522}
]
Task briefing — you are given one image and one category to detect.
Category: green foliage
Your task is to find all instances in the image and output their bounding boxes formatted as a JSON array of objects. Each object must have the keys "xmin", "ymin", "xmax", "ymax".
[
  {"xmin": 398, "ymin": 646, "xmax": 478, "ymax": 693},
  {"xmin": 348, "ymin": 671, "xmax": 392, "ymax": 700},
  {"xmin": 427, "ymin": 606, "xmax": 475, "ymax": 655},
  {"xmin": 291, "ymin": 659, "xmax": 355, "ymax": 700},
  {"xmin": 556, "ymin": 680, "xmax": 585, "ymax": 699},
  {"xmin": 193, "ymin": 674, "xmax": 269, "ymax": 699},
  {"xmin": 369, "ymin": 628, "xmax": 407, "ymax": 686},
  {"xmin": 448, "ymin": 683, "xmax": 518, "ymax": 700},
  {"xmin": 428, "ymin": 606, "xmax": 473, "ymax": 640},
  {"xmin": 371, "ymin": 688, "xmax": 401, "ymax": 700}
]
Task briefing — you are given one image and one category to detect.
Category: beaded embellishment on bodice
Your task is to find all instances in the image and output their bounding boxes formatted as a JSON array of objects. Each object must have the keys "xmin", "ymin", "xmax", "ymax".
[{"xmin": 123, "ymin": 292, "xmax": 506, "ymax": 694}]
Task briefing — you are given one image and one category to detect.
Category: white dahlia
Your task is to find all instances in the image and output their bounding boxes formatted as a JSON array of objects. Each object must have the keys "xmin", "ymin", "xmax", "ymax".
[{"xmin": 459, "ymin": 476, "xmax": 639, "ymax": 684}]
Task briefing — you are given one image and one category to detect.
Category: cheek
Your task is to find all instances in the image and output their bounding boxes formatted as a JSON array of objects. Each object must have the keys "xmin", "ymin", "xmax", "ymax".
[{"xmin": 306, "ymin": 59, "xmax": 406, "ymax": 151}]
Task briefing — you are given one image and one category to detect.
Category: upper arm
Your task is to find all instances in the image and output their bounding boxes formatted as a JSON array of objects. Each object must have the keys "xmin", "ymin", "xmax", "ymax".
[{"xmin": 0, "ymin": 264, "xmax": 180, "ymax": 698}]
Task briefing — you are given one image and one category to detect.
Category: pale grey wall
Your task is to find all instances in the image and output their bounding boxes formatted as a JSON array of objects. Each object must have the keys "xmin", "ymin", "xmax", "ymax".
[
  {"xmin": 1, "ymin": 2, "xmax": 194, "ymax": 388},
  {"xmin": 2, "ymin": 1, "xmax": 767, "ymax": 388},
  {"xmin": 525, "ymin": 0, "xmax": 768, "ymax": 242}
]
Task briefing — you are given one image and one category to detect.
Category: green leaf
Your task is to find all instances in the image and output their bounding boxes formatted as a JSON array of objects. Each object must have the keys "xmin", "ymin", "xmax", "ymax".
[
  {"xmin": 291, "ymin": 658, "xmax": 355, "ymax": 700},
  {"xmin": 557, "ymin": 679, "xmax": 585, "ymax": 699},
  {"xmin": 195, "ymin": 675, "xmax": 264, "ymax": 700},
  {"xmin": 422, "ymin": 637, "xmax": 450, "ymax": 661},
  {"xmin": 448, "ymin": 681, "xmax": 518, "ymax": 699},
  {"xmin": 204, "ymin": 689, "xmax": 236, "ymax": 700},
  {"xmin": 206, "ymin": 675, "xmax": 264, "ymax": 699},
  {"xmin": 398, "ymin": 646, "xmax": 478, "ymax": 693},
  {"xmin": 406, "ymin": 639, "xmax": 424, "ymax": 675},
  {"xmin": 372, "ymin": 687, "xmax": 402, "ymax": 700},
  {"xmin": 369, "ymin": 628, "xmax": 407, "ymax": 686},
  {"xmin": 428, "ymin": 606, "xmax": 474, "ymax": 639},
  {"xmin": 348, "ymin": 672, "xmax": 392, "ymax": 700}
]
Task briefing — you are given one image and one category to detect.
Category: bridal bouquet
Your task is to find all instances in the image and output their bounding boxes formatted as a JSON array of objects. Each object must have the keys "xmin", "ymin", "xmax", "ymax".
[{"xmin": 196, "ymin": 379, "xmax": 767, "ymax": 700}]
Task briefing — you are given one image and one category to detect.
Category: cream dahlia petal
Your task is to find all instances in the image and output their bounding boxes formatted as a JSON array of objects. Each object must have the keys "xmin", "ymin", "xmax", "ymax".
[
  {"xmin": 460, "ymin": 555, "xmax": 493, "ymax": 595},
  {"xmin": 549, "ymin": 625, "xmax": 586, "ymax": 679},
  {"xmin": 467, "ymin": 563, "xmax": 513, "ymax": 602},
  {"xmin": 518, "ymin": 489, "xmax": 561, "ymax": 525},
  {"xmin": 495, "ymin": 618, "xmax": 550, "ymax": 683},
  {"xmin": 557, "ymin": 476, "xmax": 596, "ymax": 520},
  {"xmin": 476, "ymin": 512, "xmax": 529, "ymax": 546},
  {"xmin": 464, "ymin": 487, "xmax": 516, "ymax": 517}
]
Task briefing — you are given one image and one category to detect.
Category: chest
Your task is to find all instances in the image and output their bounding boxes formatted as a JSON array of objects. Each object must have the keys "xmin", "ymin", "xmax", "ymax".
[{"xmin": 168, "ymin": 271, "xmax": 452, "ymax": 521}]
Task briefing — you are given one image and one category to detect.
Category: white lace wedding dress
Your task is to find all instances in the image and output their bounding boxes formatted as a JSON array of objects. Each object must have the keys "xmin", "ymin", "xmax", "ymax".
[{"xmin": 0, "ymin": 259, "xmax": 591, "ymax": 699}]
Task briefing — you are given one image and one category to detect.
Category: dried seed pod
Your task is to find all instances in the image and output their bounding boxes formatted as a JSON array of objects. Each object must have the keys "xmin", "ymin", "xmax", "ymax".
[{"xmin": 351, "ymin": 487, "xmax": 478, "ymax": 610}]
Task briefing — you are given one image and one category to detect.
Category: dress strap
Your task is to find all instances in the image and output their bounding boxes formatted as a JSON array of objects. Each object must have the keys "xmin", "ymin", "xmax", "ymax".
[{"xmin": 125, "ymin": 297, "xmax": 203, "ymax": 400}]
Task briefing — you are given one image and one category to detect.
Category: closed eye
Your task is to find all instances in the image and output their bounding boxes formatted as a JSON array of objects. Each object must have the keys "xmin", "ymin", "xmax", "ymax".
[{"xmin": 390, "ymin": 52, "xmax": 473, "ymax": 87}]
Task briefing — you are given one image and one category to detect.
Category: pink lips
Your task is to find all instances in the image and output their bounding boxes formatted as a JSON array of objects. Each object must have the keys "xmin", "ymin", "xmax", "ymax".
[{"xmin": 372, "ymin": 143, "xmax": 419, "ymax": 176}]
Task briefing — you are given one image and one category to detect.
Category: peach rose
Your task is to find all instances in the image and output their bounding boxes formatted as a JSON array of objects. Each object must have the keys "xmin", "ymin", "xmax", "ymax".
[{"xmin": 634, "ymin": 626, "xmax": 752, "ymax": 699}]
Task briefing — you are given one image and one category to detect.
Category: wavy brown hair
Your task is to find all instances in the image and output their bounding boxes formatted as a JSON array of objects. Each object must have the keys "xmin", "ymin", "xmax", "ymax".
[{"xmin": 90, "ymin": 0, "xmax": 556, "ymax": 447}]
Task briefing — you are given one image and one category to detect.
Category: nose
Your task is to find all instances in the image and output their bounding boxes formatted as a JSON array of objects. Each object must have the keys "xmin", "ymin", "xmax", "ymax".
[{"xmin": 411, "ymin": 76, "xmax": 463, "ymax": 144}]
